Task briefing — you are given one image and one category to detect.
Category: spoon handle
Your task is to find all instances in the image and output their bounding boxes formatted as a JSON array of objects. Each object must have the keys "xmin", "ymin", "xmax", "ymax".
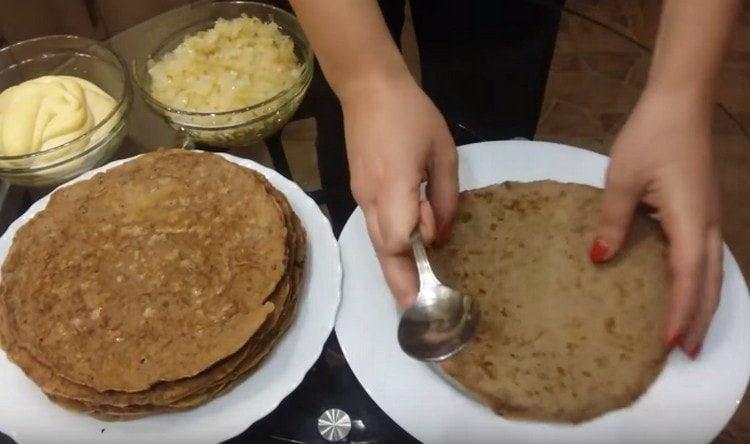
[{"xmin": 411, "ymin": 233, "xmax": 441, "ymax": 290}]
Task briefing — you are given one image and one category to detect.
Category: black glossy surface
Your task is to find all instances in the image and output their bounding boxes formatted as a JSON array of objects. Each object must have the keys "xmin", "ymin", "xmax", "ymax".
[{"xmin": 0, "ymin": 1, "xmax": 563, "ymax": 442}]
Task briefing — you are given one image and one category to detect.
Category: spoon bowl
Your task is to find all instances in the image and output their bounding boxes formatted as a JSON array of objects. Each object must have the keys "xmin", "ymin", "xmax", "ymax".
[{"xmin": 397, "ymin": 235, "xmax": 480, "ymax": 361}]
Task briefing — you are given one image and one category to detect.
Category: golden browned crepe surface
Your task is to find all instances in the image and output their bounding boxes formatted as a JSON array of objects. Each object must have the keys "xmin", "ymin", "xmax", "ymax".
[
  {"xmin": 0, "ymin": 149, "xmax": 305, "ymax": 418},
  {"xmin": 431, "ymin": 181, "xmax": 669, "ymax": 423}
]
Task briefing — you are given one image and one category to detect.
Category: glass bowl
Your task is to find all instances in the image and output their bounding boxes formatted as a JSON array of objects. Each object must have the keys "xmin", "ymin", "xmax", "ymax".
[
  {"xmin": 132, "ymin": 1, "xmax": 314, "ymax": 148},
  {"xmin": 0, "ymin": 35, "xmax": 132, "ymax": 187}
]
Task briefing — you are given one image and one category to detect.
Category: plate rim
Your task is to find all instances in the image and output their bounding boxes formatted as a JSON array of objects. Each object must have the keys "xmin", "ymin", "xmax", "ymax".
[
  {"xmin": 0, "ymin": 149, "xmax": 342, "ymax": 443},
  {"xmin": 335, "ymin": 140, "xmax": 750, "ymax": 443}
]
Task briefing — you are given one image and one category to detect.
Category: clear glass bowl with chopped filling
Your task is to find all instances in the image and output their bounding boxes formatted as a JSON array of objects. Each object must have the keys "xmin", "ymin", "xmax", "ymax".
[
  {"xmin": 0, "ymin": 35, "xmax": 132, "ymax": 187},
  {"xmin": 132, "ymin": 1, "xmax": 314, "ymax": 148}
]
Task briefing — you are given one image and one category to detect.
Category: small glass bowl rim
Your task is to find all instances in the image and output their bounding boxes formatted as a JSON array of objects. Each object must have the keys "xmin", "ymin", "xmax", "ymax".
[
  {"xmin": 165, "ymin": 70, "xmax": 312, "ymax": 132},
  {"xmin": 0, "ymin": 34, "xmax": 132, "ymax": 163},
  {"xmin": 131, "ymin": 0, "xmax": 315, "ymax": 122},
  {"xmin": 0, "ymin": 115, "xmax": 129, "ymax": 176}
]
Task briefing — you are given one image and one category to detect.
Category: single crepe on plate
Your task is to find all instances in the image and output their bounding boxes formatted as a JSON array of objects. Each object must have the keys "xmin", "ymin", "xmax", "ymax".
[
  {"xmin": 428, "ymin": 181, "xmax": 669, "ymax": 423},
  {"xmin": 0, "ymin": 149, "xmax": 306, "ymax": 419}
]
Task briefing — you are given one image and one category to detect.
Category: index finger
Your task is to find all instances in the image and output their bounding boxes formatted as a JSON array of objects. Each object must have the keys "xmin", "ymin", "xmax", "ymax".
[
  {"xmin": 363, "ymin": 203, "xmax": 420, "ymax": 308},
  {"xmin": 376, "ymin": 181, "xmax": 421, "ymax": 255}
]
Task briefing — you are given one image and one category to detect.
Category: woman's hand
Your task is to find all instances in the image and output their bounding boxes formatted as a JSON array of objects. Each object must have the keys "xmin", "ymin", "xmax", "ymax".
[
  {"xmin": 341, "ymin": 74, "xmax": 458, "ymax": 308},
  {"xmin": 288, "ymin": 0, "xmax": 458, "ymax": 309},
  {"xmin": 592, "ymin": 87, "xmax": 722, "ymax": 358}
]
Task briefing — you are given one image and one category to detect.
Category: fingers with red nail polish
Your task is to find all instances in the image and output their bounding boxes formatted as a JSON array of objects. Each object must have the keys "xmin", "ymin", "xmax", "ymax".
[
  {"xmin": 591, "ymin": 169, "xmax": 640, "ymax": 265},
  {"xmin": 666, "ymin": 331, "xmax": 683, "ymax": 349},
  {"xmin": 435, "ymin": 221, "xmax": 452, "ymax": 246},
  {"xmin": 687, "ymin": 342, "xmax": 702, "ymax": 359},
  {"xmin": 589, "ymin": 238, "xmax": 610, "ymax": 263}
]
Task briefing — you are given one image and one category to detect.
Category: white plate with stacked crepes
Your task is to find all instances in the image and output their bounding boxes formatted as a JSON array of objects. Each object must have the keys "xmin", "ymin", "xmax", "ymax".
[
  {"xmin": 0, "ymin": 150, "xmax": 341, "ymax": 443},
  {"xmin": 336, "ymin": 141, "xmax": 750, "ymax": 444}
]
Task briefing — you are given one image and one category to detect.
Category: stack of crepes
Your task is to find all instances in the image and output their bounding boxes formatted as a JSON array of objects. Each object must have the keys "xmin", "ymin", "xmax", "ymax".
[{"xmin": 0, "ymin": 149, "xmax": 305, "ymax": 419}]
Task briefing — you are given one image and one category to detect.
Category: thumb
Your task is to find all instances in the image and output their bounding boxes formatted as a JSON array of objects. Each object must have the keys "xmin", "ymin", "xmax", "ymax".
[{"xmin": 591, "ymin": 175, "xmax": 640, "ymax": 263}]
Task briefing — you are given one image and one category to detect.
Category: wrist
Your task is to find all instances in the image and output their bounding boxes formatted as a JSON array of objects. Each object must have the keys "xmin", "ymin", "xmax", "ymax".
[
  {"xmin": 640, "ymin": 81, "xmax": 714, "ymax": 123},
  {"xmin": 643, "ymin": 68, "xmax": 715, "ymax": 107},
  {"xmin": 335, "ymin": 61, "xmax": 416, "ymax": 108}
]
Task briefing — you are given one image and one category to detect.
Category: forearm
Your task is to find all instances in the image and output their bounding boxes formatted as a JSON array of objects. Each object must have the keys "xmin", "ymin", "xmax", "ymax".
[
  {"xmin": 289, "ymin": 0, "xmax": 412, "ymax": 101},
  {"xmin": 647, "ymin": 0, "xmax": 739, "ymax": 102}
]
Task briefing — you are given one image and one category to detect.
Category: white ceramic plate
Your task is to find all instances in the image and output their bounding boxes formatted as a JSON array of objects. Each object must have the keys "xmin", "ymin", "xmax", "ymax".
[
  {"xmin": 0, "ymin": 152, "xmax": 342, "ymax": 444},
  {"xmin": 336, "ymin": 141, "xmax": 750, "ymax": 444}
]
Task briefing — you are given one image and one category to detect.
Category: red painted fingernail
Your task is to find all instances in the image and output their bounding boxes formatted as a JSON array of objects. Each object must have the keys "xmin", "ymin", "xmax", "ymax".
[
  {"xmin": 589, "ymin": 238, "xmax": 610, "ymax": 263},
  {"xmin": 666, "ymin": 332, "xmax": 683, "ymax": 348},
  {"xmin": 688, "ymin": 343, "xmax": 702, "ymax": 360},
  {"xmin": 437, "ymin": 223, "xmax": 451, "ymax": 244}
]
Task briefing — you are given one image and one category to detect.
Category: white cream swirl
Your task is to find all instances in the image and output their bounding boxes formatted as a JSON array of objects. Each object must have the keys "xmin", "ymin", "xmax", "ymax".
[{"xmin": 0, "ymin": 75, "xmax": 116, "ymax": 156}]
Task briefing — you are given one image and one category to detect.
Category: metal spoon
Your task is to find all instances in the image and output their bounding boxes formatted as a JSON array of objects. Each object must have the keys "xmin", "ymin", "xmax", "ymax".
[{"xmin": 397, "ymin": 233, "xmax": 480, "ymax": 361}]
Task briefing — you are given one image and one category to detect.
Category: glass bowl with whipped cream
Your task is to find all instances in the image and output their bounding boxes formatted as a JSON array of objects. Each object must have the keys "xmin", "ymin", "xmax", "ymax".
[
  {"xmin": 132, "ymin": 1, "xmax": 313, "ymax": 148},
  {"xmin": 0, "ymin": 35, "xmax": 131, "ymax": 186}
]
